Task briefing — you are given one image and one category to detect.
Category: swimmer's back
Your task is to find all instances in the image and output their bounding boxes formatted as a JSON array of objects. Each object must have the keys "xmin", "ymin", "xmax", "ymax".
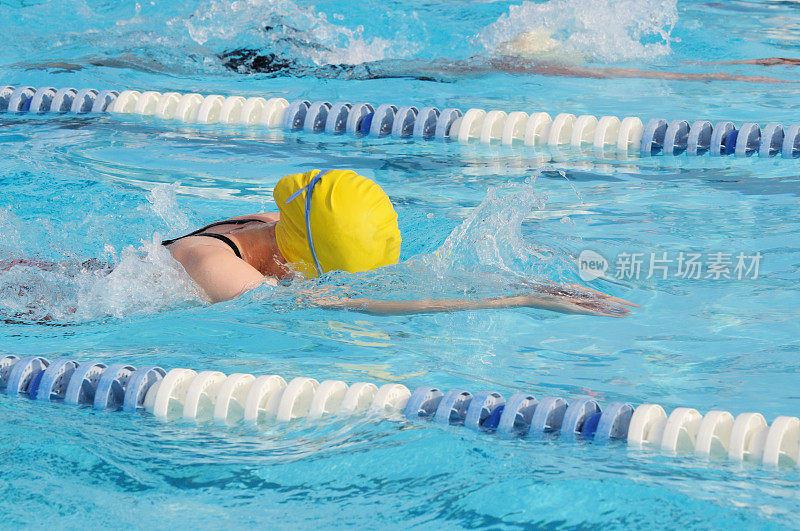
[{"xmin": 162, "ymin": 212, "xmax": 279, "ymax": 257}]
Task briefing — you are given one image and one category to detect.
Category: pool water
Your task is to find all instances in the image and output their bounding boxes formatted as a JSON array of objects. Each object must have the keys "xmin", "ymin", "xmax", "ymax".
[{"xmin": 3, "ymin": 0, "xmax": 800, "ymax": 527}]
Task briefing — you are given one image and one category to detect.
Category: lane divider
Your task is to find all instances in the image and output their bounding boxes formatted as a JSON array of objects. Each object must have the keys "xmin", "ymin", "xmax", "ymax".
[
  {"xmin": 2, "ymin": 85, "xmax": 799, "ymax": 158},
  {"xmin": 1, "ymin": 354, "xmax": 799, "ymax": 468}
]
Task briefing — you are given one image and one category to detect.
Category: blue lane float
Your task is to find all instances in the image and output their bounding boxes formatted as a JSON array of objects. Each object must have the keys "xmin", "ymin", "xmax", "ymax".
[
  {"xmin": 662, "ymin": 119, "xmax": 689, "ymax": 155},
  {"xmin": 433, "ymin": 389, "xmax": 472, "ymax": 425},
  {"xmin": 561, "ymin": 397, "xmax": 601, "ymax": 439},
  {"xmin": 1, "ymin": 354, "xmax": 800, "ymax": 467},
  {"xmin": 640, "ymin": 118, "xmax": 668, "ymax": 156},
  {"xmin": 760, "ymin": 123, "xmax": 784, "ymax": 157},
  {"xmin": 496, "ymin": 393, "xmax": 537, "ymax": 436},
  {"xmin": 5, "ymin": 356, "xmax": 48, "ymax": 396},
  {"xmin": 3, "ymin": 85, "xmax": 799, "ymax": 159},
  {"xmin": 595, "ymin": 401, "xmax": 634, "ymax": 441},
  {"xmin": 464, "ymin": 391, "xmax": 505, "ymax": 431},
  {"xmin": 36, "ymin": 359, "xmax": 79, "ymax": 402},
  {"xmin": 529, "ymin": 396, "xmax": 568, "ymax": 435},
  {"xmin": 711, "ymin": 121, "xmax": 736, "ymax": 156},
  {"xmin": 345, "ymin": 103, "xmax": 373, "ymax": 134},
  {"xmin": 93, "ymin": 364, "xmax": 135, "ymax": 411},
  {"xmin": 123, "ymin": 366, "xmax": 166, "ymax": 412},
  {"xmin": 64, "ymin": 362, "xmax": 106, "ymax": 406},
  {"xmin": 687, "ymin": 120, "xmax": 713, "ymax": 155},
  {"xmin": 782, "ymin": 125, "xmax": 800, "ymax": 158}
]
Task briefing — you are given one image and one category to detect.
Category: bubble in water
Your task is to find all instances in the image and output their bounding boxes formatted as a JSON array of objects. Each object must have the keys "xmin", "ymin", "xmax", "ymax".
[{"xmin": 476, "ymin": 0, "xmax": 678, "ymax": 63}]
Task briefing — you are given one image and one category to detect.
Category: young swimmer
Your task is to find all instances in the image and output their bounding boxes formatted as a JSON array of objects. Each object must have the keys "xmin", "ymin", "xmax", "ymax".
[{"xmin": 162, "ymin": 169, "xmax": 637, "ymax": 317}]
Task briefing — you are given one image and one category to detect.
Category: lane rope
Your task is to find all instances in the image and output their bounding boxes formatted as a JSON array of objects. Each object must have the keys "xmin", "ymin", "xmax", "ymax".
[
  {"xmin": 2, "ymin": 85, "xmax": 798, "ymax": 158},
  {"xmin": 2, "ymin": 354, "xmax": 799, "ymax": 468}
]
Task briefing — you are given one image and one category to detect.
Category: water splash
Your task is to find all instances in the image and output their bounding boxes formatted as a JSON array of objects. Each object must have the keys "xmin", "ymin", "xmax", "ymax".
[
  {"xmin": 0, "ymin": 237, "xmax": 205, "ymax": 324},
  {"xmin": 291, "ymin": 174, "xmax": 586, "ymax": 306},
  {"xmin": 73, "ymin": 236, "xmax": 206, "ymax": 321},
  {"xmin": 477, "ymin": 0, "xmax": 678, "ymax": 63},
  {"xmin": 0, "ymin": 191, "xmax": 204, "ymax": 324},
  {"xmin": 417, "ymin": 174, "xmax": 582, "ymax": 288},
  {"xmin": 146, "ymin": 182, "xmax": 194, "ymax": 236},
  {"xmin": 3, "ymin": 0, "xmax": 401, "ymax": 76},
  {"xmin": 182, "ymin": 0, "xmax": 393, "ymax": 66},
  {"xmin": 422, "ymin": 177, "xmax": 549, "ymax": 281}
]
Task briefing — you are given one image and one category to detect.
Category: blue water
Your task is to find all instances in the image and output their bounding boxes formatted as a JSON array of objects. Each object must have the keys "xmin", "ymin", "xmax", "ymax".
[{"xmin": 3, "ymin": 0, "xmax": 800, "ymax": 527}]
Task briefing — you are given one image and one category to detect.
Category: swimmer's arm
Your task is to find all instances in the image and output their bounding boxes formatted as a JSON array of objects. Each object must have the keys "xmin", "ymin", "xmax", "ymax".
[
  {"xmin": 315, "ymin": 290, "xmax": 636, "ymax": 318},
  {"xmin": 477, "ymin": 58, "xmax": 798, "ymax": 84},
  {"xmin": 701, "ymin": 57, "xmax": 800, "ymax": 67},
  {"xmin": 170, "ymin": 245, "xmax": 266, "ymax": 303}
]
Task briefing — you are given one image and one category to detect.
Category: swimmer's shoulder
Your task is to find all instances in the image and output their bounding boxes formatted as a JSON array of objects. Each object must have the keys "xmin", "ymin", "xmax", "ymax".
[
  {"xmin": 167, "ymin": 236, "xmax": 234, "ymax": 262},
  {"xmin": 222, "ymin": 212, "xmax": 280, "ymax": 224}
]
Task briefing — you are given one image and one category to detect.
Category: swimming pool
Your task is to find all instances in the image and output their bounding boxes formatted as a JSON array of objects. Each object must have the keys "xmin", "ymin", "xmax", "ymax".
[{"xmin": 3, "ymin": 0, "xmax": 800, "ymax": 527}]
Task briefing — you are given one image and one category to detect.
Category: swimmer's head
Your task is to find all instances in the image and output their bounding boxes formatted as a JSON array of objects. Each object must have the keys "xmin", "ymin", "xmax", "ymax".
[
  {"xmin": 495, "ymin": 29, "xmax": 578, "ymax": 63},
  {"xmin": 273, "ymin": 169, "xmax": 401, "ymax": 278}
]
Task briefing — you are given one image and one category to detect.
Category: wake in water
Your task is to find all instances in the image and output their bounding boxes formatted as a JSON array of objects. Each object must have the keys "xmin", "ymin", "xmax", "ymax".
[
  {"xmin": 193, "ymin": 0, "xmax": 678, "ymax": 70},
  {"xmin": 9, "ymin": 0, "xmax": 794, "ymax": 84},
  {"xmin": 214, "ymin": 0, "xmax": 679, "ymax": 76},
  {"xmin": 0, "ymin": 173, "xmax": 631, "ymax": 324},
  {"xmin": 7, "ymin": 0, "xmax": 674, "ymax": 72},
  {"xmin": 4, "ymin": 0, "xmax": 398, "ymax": 77},
  {"xmin": 477, "ymin": 0, "xmax": 678, "ymax": 63},
  {"xmin": 210, "ymin": 1, "xmax": 788, "ymax": 84}
]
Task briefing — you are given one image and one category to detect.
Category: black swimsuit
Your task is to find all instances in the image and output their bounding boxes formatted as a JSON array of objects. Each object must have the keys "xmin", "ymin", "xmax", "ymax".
[{"xmin": 161, "ymin": 219, "xmax": 269, "ymax": 259}]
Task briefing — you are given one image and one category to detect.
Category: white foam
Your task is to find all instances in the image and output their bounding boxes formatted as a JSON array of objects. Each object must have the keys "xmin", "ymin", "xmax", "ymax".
[
  {"xmin": 181, "ymin": 0, "xmax": 391, "ymax": 65},
  {"xmin": 71, "ymin": 235, "xmax": 207, "ymax": 321},
  {"xmin": 0, "ymin": 235, "xmax": 205, "ymax": 324},
  {"xmin": 477, "ymin": 0, "xmax": 678, "ymax": 63},
  {"xmin": 0, "ymin": 187, "xmax": 206, "ymax": 323}
]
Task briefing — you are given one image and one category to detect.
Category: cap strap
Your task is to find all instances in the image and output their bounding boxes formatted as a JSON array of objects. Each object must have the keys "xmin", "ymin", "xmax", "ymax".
[{"xmin": 285, "ymin": 169, "xmax": 331, "ymax": 276}]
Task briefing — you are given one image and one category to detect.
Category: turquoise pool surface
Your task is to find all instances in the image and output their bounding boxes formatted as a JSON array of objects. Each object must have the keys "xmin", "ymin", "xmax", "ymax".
[{"xmin": 3, "ymin": 0, "xmax": 800, "ymax": 527}]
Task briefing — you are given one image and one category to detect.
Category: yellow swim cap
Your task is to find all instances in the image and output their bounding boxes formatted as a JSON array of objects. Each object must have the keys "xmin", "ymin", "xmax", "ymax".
[{"xmin": 274, "ymin": 169, "xmax": 401, "ymax": 278}]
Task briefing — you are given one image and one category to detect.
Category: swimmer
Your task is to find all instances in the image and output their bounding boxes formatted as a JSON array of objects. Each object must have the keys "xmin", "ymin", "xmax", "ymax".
[
  {"xmin": 218, "ymin": 49, "xmax": 800, "ymax": 84},
  {"xmin": 215, "ymin": 24, "xmax": 800, "ymax": 84},
  {"xmin": 162, "ymin": 169, "xmax": 637, "ymax": 317},
  {"xmin": 19, "ymin": 16, "xmax": 800, "ymax": 85},
  {"xmin": 26, "ymin": 39, "xmax": 795, "ymax": 84}
]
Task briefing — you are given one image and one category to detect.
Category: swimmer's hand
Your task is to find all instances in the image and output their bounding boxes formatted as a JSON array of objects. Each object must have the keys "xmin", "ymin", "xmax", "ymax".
[
  {"xmin": 559, "ymin": 282, "xmax": 640, "ymax": 308},
  {"xmin": 516, "ymin": 292, "xmax": 632, "ymax": 318}
]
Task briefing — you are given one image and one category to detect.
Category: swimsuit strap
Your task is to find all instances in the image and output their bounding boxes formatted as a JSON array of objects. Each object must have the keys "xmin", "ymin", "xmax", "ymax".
[
  {"xmin": 189, "ymin": 233, "xmax": 243, "ymax": 259},
  {"xmin": 161, "ymin": 218, "xmax": 269, "ymax": 258},
  {"xmin": 162, "ymin": 218, "xmax": 267, "ymax": 242}
]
